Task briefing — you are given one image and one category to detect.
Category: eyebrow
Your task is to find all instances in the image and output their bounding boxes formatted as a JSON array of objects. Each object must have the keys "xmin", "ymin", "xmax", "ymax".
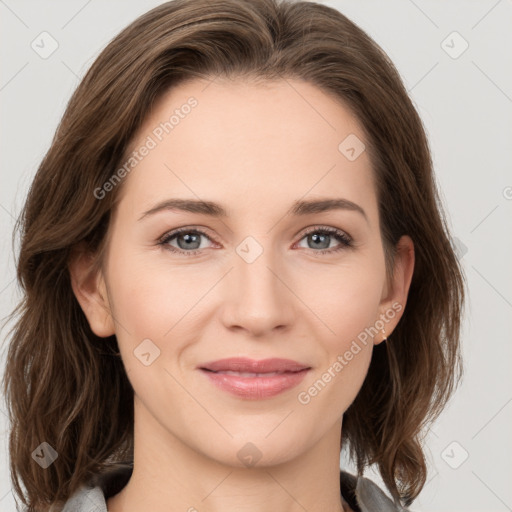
[{"xmin": 138, "ymin": 197, "xmax": 368, "ymax": 222}]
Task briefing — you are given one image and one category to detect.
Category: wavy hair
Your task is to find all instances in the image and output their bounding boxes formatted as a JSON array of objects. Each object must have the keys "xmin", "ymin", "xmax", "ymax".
[{"xmin": 2, "ymin": 0, "xmax": 465, "ymax": 509}]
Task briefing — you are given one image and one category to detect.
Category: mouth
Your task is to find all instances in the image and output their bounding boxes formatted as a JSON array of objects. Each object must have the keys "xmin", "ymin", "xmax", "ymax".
[{"xmin": 197, "ymin": 358, "xmax": 311, "ymax": 400}]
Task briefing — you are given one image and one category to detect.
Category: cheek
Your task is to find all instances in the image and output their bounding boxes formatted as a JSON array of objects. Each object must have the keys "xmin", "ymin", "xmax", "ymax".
[
  {"xmin": 103, "ymin": 245, "xmax": 191, "ymax": 380},
  {"xmin": 296, "ymin": 272, "xmax": 379, "ymax": 418},
  {"xmin": 107, "ymin": 245, "xmax": 197, "ymax": 335},
  {"xmin": 105, "ymin": 257, "xmax": 192, "ymax": 399},
  {"xmin": 301, "ymin": 260, "xmax": 383, "ymax": 345},
  {"xmin": 297, "ymin": 259, "xmax": 382, "ymax": 401}
]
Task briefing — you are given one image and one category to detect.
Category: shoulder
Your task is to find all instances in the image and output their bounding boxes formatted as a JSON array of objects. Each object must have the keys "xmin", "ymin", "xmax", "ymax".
[
  {"xmin": 60, "ymin": 484, "xmax": 107, "ymax": 512},
  {"xmin": 340, "ymin": 470, "xmax": 411, "ymax": 512},
  {"xmin": 61, "ymin": 462, "xmax": 133, "ymax": 512}
]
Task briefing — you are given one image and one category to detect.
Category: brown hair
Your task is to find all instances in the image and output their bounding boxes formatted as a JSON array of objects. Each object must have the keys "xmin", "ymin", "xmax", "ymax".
[{"xmin": 2, "ymin": 0, "xmax": 465, "ymax": 509}]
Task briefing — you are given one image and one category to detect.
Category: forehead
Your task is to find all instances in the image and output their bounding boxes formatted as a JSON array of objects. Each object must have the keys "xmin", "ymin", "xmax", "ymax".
[{"xmin": 116, "ymin": 77, "xmax": 376, "ymax": 221}]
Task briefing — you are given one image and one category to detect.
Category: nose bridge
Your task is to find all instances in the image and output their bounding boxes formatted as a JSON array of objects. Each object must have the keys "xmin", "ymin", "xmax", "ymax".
[{"xmin": 223, "ymin": 236, "xmax": 295, "ymax": 334}]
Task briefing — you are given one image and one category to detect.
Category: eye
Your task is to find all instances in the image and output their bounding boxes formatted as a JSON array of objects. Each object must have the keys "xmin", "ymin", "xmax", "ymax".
[
  {"xmin": 158, "ymin": 225, "xmax": 353, "ymax": 257},
  {"xmin": 158, "ymin": 227, "xmax": 216, "ymax": 257},
  {"xmin": 295, "ymin": 226, "xmax": 353, "ymax": 255}
]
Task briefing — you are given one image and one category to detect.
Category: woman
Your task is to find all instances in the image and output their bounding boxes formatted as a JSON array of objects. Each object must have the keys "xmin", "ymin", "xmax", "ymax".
[{"xmin": 2, "ymin": 0, "xmax": 465, "ymax": 511}]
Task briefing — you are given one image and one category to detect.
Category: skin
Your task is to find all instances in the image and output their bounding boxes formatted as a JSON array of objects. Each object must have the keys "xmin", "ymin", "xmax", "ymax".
[{"xmin": 70, "ymin": 77, "xmax": 414, "ymax": 512}]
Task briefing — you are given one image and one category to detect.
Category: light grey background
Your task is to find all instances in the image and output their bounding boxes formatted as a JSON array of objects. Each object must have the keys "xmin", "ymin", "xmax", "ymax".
[{"xmin": 1, "ymin": 1, "xmax": 511, "ymax": 511}]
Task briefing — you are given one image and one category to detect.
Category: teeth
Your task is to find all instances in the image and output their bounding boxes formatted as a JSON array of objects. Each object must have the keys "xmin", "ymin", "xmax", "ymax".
[{"xmin": 217, "ymin": 371, "xmax": 283, "ymax": 377}]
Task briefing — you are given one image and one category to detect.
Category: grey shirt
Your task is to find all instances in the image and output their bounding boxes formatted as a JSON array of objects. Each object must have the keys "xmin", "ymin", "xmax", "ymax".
[{"xmin": 61, "ymin": 463, "xmax": 409, "ymax": 512}]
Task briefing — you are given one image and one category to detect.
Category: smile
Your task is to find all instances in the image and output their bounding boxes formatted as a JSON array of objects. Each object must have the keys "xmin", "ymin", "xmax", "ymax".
[{"xmin": 199, "ymin": 368, "xmax": 310, "ymax": 399}]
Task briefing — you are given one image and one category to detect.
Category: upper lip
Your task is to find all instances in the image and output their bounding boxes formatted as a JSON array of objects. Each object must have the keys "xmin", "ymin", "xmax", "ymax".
[{"xmin": 199, "ymin": 357, "xmax": 311, "ymax": 373}]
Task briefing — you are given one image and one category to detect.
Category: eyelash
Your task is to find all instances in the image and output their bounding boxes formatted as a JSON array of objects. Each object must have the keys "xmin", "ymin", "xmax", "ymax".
[{"xmin": 158, "ymin": 225, "xmax": 353, "ymax": 257}]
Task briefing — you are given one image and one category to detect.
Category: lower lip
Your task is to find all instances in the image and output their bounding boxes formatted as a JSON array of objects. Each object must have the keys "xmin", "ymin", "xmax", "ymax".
[{"xmin": 200, "ymin": 369, "xmax": 310, "ymax": 399}]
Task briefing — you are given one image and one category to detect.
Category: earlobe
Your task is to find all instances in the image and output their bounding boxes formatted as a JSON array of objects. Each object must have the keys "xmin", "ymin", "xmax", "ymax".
[
  {"xmin": 68, "ymin": 244, "xmax": 116, "ymax": 338},
  {"xmin": 376, "ymin": 235, "xmax": 415, "ymax": 343}
]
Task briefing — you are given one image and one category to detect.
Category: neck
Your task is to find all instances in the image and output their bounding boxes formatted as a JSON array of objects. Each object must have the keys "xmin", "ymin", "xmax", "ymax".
[{"xmin": 107, "ymin": 397, "xmax": 346, "ymax": 512}]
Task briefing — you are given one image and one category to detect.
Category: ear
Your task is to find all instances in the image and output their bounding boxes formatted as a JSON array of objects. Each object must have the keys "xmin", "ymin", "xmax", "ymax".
[
  {"xmin": 375, "ymin": 235, "xmax": 415, "ymax": 345},
  {"xmin": 68, "ymin": 243, "xmax": 116, "ymax": 338}
]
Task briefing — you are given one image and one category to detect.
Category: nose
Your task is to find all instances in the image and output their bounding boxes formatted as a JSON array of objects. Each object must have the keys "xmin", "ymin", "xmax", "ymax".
[{"xmin": 219, "ymin": 248, "xmax": 296, "ymax": 337}]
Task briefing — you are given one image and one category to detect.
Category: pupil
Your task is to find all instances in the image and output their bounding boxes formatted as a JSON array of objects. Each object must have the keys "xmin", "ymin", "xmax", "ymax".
[
  {"xmin": 179, "ymin": 233, "xmax": 200, "ymax": 250},
  {"xmin": 310, "ymin": 233, "xmax": 329, "ymax": 249}
]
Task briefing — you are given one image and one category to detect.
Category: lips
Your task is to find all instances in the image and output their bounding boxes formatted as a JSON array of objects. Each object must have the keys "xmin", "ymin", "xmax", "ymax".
[
  {"xmin": 199, "ymin": 357, "xmax": 310, "ymax": 374},
  {"xmin": 198, "ymin": 357, "xmax": 311, "ymax": 400}
]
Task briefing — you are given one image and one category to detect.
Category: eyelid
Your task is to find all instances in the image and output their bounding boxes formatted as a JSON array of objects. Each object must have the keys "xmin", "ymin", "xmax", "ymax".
[
  {"xmin": 158, "ymin": 225, "xmax": 218, "ymax": 243},
  {"xmin": 298, "ymin": 225, "xmax": 352, "ymax": 240}
]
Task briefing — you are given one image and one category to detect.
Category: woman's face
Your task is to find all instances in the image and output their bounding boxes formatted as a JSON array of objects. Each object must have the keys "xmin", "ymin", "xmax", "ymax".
[{"xmin": 73, "ymin": 77, "xmax": 413, "ymax": 468}]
